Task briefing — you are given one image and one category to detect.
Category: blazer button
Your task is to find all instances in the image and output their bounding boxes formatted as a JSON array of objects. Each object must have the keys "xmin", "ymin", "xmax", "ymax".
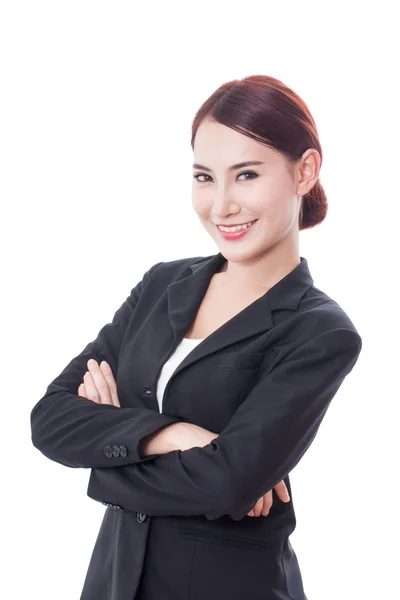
[
  {"xmin": 119, "ymin": 445, "xmax": 127, "ymax": 457},
  {"xmin": 104, "ymin": 445, "xmax": 113, "ymax": 458},
  {"xmin": 112, "ymin": 445, "xmax": 120, "ymax": 458},
  {"xmin": 142, "ymin": 388, "xmax": 152, "ymax": 396},
  {"xmin": 137, "ymin": 512, "xmax": 147, "ymax": 523},
  {"xmin": 102, "ymin": 502, "xmax": 123, "ymax": 511}
]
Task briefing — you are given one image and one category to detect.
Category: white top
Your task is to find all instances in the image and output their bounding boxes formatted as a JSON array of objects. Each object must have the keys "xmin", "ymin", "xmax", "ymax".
[{"xmin": 156, "ymin": 337, "xmax": 204, "ymax": 412}]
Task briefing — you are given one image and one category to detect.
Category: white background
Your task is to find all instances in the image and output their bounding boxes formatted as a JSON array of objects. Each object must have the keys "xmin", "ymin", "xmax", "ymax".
[{"xmin": 1, "ymin": 1, "xmax": 398, "ymax": 598}]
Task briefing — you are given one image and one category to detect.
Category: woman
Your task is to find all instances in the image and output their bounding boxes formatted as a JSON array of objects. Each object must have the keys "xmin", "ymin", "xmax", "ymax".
[{"xmin": 30, "ymin": 74, "xmax": 362, "ymax": 600}]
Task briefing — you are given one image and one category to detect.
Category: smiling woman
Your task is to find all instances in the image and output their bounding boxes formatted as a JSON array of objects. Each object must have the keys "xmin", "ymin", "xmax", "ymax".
[
  {"xmin": 30, "ymin": 74, "xmax": 362, "ymax": 600},
  {"xmin": 191, "ymin": 75, "xmax": 327, "ymax": 234}
]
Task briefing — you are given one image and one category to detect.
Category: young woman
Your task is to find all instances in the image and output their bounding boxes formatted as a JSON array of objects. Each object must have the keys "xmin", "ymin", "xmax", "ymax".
[{"xmin": 31, "ymin": 74, "xmax": 362, "ymax": 600}]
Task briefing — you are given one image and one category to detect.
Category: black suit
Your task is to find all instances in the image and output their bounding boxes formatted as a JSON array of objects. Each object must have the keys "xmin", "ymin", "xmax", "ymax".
[{"xmin": 30, "ymin": 251, "xmax": 362, "ymax": 600}]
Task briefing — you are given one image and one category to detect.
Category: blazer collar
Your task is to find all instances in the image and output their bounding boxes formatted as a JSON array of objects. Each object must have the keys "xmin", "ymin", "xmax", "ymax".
[
  {"xmin": 165, "ymin": 251, "xmax": 314, "ymax": 369},
  {"xmin": 189, "ymin": 252, "xmax": 314, "ymax": 311}
]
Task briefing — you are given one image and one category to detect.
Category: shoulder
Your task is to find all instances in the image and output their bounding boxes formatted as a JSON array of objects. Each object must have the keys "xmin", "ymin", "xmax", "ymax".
[
  {"xmin": 139, "ymin": 254, "xmax": 210, "ymax": 291},
  {"xmin": 145, "ymin": 254, "xmax": 209, "ymax": 279},
  {"xmin": 288, "ymin": 284, "xmax": 362, "ymax": 351},
  {"xmin": 149, "ymin": 254, "xmax": 208, "ymax": 276},
  {"xmin": 269, "ymin": 285, "xmax": 362, "ymax": 367},
  {"xmin": 300, "ymin": 283, "xmax": 359, "ymax": 331}
]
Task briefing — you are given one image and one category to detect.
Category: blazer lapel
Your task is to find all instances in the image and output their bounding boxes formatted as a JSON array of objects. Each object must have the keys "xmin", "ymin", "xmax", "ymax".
[
  {"xmin": 122, "ymin": 251, "xmax": 314, "ymax": 413},
  {"xmin": 164, "ymin": 251, "xmax": 314, "ymax": 380}
]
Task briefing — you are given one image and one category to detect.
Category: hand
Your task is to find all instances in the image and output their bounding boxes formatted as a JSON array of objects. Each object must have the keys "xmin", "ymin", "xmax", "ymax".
[
  {"xmin": 247, "ymin": 480, "xmax": 290, "ymax": 517},
  {"xmin": 77, "ymin": 358, "xmax": 120, "ymax": 407}
]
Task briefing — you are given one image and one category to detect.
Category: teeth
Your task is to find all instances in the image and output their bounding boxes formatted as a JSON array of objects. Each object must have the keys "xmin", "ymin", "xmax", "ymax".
[{"xmin": 218, "ymin": 220, "xmax": 256, "ymax": 233}]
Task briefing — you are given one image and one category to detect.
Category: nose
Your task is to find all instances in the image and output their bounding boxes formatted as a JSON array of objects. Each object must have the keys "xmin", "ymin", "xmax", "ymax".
[{"xmin": 212, "ymin": 187, "xmax": 240, "ymax": 216}]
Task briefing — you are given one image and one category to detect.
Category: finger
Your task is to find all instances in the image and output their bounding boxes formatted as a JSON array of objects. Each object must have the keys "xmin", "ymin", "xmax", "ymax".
[
  {"xmin": 252, "ymin": 496, "xmax": 264, "ymax": 518},
  {"xmin": 87, "ymin": 359, "xmax": 113, "ymax": 405},
  {"xmin": 99, "ymin": 361, "xmax": 120, "ymax": 407},
  {"xmin": 261, "ymin": 492, "xmax": 273, "ymax": 517},
  {"xmin": 247, "ymin": 509, "xmax": 255, "ymax": 517},
  {"xmin": 274, "ymin": 480, "xmax": 291, "ymax": 503},
  {"xmin": 78, "ymin": 383, "xmax": 87, "ymax": 398},
  {"xmin": 83, "ymin": 371, "xmax": 101, "ymax": 403}
]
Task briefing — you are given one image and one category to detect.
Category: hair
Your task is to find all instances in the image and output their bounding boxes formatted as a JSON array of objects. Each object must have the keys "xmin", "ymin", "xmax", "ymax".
[{"xmin": 190, "ymin": 75, "xmax": 327, "ymax": 230}]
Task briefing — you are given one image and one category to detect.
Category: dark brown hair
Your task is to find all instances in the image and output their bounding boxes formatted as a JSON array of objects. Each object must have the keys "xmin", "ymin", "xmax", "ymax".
[{"xmin": 191, "ymin": 75, "xmax": 327, "ymax": 230}]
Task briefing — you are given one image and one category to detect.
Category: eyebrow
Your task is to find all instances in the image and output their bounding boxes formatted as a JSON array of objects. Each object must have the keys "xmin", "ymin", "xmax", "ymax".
[{"xmin": 192, "ymin": 160, "xmax": 265, "ymax": 172}]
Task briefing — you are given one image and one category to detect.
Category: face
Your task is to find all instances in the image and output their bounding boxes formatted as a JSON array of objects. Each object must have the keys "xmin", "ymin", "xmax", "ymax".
[{"xmin": 192, "ymin": 119, "xmax": 308, "ymax": 266}]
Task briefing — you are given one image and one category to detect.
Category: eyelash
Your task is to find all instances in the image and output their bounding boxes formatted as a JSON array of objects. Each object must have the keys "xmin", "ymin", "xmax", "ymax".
[{"xmin": 193, "ymin": 171, "xmax": 259, "ymax": 183}]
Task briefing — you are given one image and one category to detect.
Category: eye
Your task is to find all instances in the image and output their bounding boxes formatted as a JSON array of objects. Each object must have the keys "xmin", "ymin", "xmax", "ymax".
[
  {"xmin": 193, "ymin": 173, "xmax": 211, "ymax": 183},
  {"xmin": 238, "ymin": 171, "xmax": 258, "ymax": 181},
  {"xmin": 193, "ymin": 171, "xmax": 259, "ymax": 183}
]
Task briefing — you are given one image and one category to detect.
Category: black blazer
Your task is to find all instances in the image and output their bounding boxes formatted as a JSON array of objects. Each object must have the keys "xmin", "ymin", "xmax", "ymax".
[{"xmin": 30, "ymin": 251, "xmax": 362, "ymax": 600}]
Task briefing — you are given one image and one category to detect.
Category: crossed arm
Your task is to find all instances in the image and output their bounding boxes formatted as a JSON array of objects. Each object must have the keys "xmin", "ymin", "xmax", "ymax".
[
  {"xmin": 78, "ymin": 358, "xmax": 290, "ymax": 518},
  {"xmin": 30, "ymin": 264, "xmax": 362, "ymax": 522},
  {"xmin": 82, "ymin": 328, "xmax": 362, "ymax": 521}
]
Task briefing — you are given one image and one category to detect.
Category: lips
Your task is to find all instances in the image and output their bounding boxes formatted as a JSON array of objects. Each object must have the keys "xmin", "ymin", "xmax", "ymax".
[
  {"xmin": 217, "ymin": 219, "xmax": 258, "ymax": 228},
  {"xmin": 216, "ymin": 218, "xmax": 258, "ymax": 240}
]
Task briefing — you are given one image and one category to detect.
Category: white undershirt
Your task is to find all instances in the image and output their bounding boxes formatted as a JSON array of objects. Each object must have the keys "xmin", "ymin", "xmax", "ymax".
[{"xmin": 156, "ymin": 337, "xmax": 204, "ymax": 413}]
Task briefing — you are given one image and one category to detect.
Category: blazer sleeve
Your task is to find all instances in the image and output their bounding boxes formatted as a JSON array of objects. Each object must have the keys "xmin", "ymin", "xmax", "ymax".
[
  {"xmin": 30, "ymin": 262, "xmax": 183, "ymax": 469},
  {"xmin": 86, "ymin": 327, "xmax": 362, "ymax": 520}
]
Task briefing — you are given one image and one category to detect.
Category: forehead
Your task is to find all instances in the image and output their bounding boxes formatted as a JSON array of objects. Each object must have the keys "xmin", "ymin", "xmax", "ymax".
[{"xmin": 193, "ymin": 119, "xmax": 279, "ymax": 163}]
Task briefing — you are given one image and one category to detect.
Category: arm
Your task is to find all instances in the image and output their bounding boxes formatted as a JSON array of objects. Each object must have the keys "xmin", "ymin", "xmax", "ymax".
[
  {"xmin": 86, "ymin": 327, "xmax": 362, "ymax": 520},
  {"xmin": 30, "ymin": 262, "xmax": 183, "ymax": 469}
]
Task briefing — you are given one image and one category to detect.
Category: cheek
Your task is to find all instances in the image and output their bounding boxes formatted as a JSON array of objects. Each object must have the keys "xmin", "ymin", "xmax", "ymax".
[
  {"xmin": 192, "ymin": 193, "xmax": 211, "ymax": 219},
  {"xmin": 191, "ymin": 191, "xmax": 201, "ymax": 210},
  {"xmin": 254, "ymin": 185, "xmax": 296, "ymax": 225},
  {"xmin": 252, "ymin": 195, "xmax": 283, "ymax": 222},
  {"xmin": 263, "ymin": 204, "xmax": 296, "ymax": 238}
]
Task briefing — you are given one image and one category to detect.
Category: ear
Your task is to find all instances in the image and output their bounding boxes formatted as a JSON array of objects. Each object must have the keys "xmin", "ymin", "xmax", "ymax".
[{"xmin": 295, "ymin": 149, "xmax": 321, "ymax": 196}]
